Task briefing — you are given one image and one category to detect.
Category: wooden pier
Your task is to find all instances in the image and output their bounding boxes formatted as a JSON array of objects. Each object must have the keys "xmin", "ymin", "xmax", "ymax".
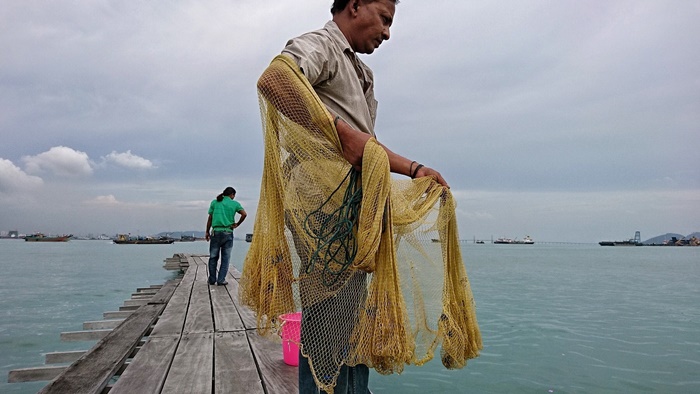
[{"xmin": 8, "ymin": 254, "xmax": 298, "ymax": 393}]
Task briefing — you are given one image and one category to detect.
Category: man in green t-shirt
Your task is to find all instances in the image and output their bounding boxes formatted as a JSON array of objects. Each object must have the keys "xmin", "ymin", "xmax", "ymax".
[{"xmin": 205, "ymin": 186, "xmax": 247, "ymax": 285}]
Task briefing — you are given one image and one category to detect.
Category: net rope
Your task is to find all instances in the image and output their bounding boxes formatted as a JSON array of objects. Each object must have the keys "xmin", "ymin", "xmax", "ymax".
[
  {"xmin": 240, "ymin": 55, "xmax": 482, "ymax": 393},
  {"xmin": 303, "ymin": 167, "xmax": 362, "ymax": 287}
]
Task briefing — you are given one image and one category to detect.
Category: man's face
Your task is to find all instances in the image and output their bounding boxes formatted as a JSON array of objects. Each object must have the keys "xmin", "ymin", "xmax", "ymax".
[{"xmin": 350, "ymin": 0, "xmax": 395, "ymax": 54}]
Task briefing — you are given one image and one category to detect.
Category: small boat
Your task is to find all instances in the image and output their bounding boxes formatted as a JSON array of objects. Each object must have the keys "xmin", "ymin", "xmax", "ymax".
[
  {"xmin": 113, "ymin": 234, "xmax": 175, "ymax": 245},
  {"xmin": 24, "ymin": 233, "xmax": 73, "ymax": 242}
]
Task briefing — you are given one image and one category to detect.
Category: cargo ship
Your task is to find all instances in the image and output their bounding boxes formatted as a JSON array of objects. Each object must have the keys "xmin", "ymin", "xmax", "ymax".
[
  {"xmin": 494, "ymin": 236, "xmax": 534, "ymax": 245},
  {"xmin": 599, "ymin": 231, "xmax": 642, "ymax": 246},
  {"xmin": 24, "ymin": 233, "xmax": 73, "ymax": 242}
]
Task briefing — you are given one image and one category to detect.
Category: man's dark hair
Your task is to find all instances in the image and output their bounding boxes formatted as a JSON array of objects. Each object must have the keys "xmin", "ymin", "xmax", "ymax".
[
  {"xmin": 331, "ymin": 0, "xmax": 399, "ymax": 15},
  {"xmin": 216, "ymin": 186, "xmax": 236, "ymax": 202}
]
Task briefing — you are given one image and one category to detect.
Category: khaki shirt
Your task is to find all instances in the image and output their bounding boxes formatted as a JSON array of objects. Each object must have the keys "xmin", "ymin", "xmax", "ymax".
[{"xmin": 282, "ymin": 21, "xmax": 378, "ymax": 136}]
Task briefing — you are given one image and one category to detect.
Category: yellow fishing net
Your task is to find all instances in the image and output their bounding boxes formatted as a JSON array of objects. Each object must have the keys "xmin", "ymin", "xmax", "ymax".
[{"xmin": 240, "ymin": 55, "xmax": 482, "ymax": 393}]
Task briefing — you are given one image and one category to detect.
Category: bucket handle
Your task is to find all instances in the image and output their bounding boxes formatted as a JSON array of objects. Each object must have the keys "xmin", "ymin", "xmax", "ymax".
[
  {"xmin": 278, "ymin": 314, "xmax": 302, "ymax": 346},
  {"xmin": 278, "ymin": 318, "xmax": 287, "ymax": 338}
]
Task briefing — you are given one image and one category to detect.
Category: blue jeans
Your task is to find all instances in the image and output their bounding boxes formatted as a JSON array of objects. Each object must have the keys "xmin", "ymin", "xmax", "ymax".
[
  {"xmin": 208, "ymin": 231, "xmax": 233, "ymax": 284},
  {"xmin": 299, "ymin": 351, "xmax": 369, "ymax": 394}
]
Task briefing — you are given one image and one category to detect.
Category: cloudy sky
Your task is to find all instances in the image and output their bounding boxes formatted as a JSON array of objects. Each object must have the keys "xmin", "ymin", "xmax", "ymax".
[{"xmin": 1, "ymin": 0, "xmax": 698, "ymax": 243}]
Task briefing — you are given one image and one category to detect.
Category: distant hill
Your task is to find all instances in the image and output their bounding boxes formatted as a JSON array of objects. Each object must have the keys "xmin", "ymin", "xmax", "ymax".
[{"xmin": 643, "ymin": 232, "xmax": 699, "ymax": 245}]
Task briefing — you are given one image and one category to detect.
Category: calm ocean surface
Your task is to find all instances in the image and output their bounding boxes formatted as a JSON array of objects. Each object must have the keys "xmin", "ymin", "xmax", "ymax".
[{"xmin": 1, "ymin": 239, "xmax": 698, "ymax": 393}]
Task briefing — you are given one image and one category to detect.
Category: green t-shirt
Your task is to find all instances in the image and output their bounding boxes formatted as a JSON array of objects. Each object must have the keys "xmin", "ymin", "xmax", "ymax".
[{"xmin": 208, "ymin": 198, "xmax": 244, "ymax": 232}]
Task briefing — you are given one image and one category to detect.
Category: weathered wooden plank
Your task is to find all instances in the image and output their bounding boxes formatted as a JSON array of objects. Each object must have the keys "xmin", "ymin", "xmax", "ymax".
[
  {"xmin": 168, "ymin": 256, "xmax": 189, "ymax": 270},
  {"xmin": 214, "ymin": 331, "xmax": 264, "ymax": 394},
  {"xmin": 123, "ymin": 299, "xmax": 149, "ymax": 307},
  {"xmin": 60, "ymin": 329, "xmax": 111, "ymax": 342},
  {"xmin": 186, "ymin": 255, "xmax": 201, "ymax": 269},
  {"xmin": 224, "ymin": 271, "xmax": 258, "ymax": 330},
  {"xmin": 119, "ymin": 305, "xmax": 140, "ymax": 311},
  {"xmin": 108, "ymin": 337, "xmax": 179, "ymax": 394},
  {"xmin": 130, "ymin": 294, "xmax": 153, "ymax": 300},
  {"xmin": 83, "ymin": 319, "xmax": 124, "ymax": 330},
  {"xmin": 136, "ymin": 285, "xmax": 163, "ymax": 292},
  {"xmin": 45, "ymin": 350, "xmax": 86, "ymax": 364},
  {"xmin": 148, "ymin": 267, "xmax": 196, "ymax": 338},
  {"xmin": 178, "ymin": 258, "xmax": 198, "ymax": 285},
  {"xmin": 191, "ymin": 256, "xmax": 208, "ymax": 281},
  {"xmin": 160, "ymin": 333, "xmax": 213, "ymax": 394},
  {"xmin": 104, "ymin": 311, "xmax": 132, "ymax": 319},
  {"xmin": 38, "ymin": 303, "xmax": 165, "ymax": 394},
  {"xmin": 247, "ymin": 330, "xmax": 299, "ymax": 393},
  {"xmin": 230, "ymin": 266, "xmax": 242, "ymax": 280},
  {"xmin": 135, "ymin": 289, "xmax": 158, "ymax": 295},
  {"xmin": 211, "ymin": 280, "xmax": 245, "ymax": 332},
  {"xmin": 131, "ymin": 287, "xmax": 159, "ymax": 294},
  {"xmin": 183, "ymin": 267, "xmax": 214, "ymax": 334},
  {"xmin": 8, "ymin": 366, "xmax": 66, "ymax": 383},
  {"xmin": 146, "ymin": 299, "xmax": 187, "ymax": 338},
  {"xmin": 147, "ymin": 278, "xmax": 180, "ymax": 305},
  {"xmin": 187, "ymin": 255, "xmax": 204, "ymax": 272},
  {"xmin": 147, "ymin": 302, "xmax": 189, "ymax": 337}
]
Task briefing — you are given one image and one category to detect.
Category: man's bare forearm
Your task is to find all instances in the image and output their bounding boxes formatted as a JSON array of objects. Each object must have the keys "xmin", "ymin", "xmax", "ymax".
[{"xmin": 336, "ymin": 117, "xmax": 449, "ymax": 187}]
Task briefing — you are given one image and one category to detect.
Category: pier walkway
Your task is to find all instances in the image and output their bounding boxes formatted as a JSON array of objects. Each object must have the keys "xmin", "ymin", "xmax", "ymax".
[{"xmin": 9, "ymin": 254, "xmax": 297, "ymax": 393}]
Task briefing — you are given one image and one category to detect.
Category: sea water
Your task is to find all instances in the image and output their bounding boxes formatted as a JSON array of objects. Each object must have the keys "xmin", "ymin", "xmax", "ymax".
[{"xmin": 1, "ymin": 240, "xmax": 699, "ymax": 393}]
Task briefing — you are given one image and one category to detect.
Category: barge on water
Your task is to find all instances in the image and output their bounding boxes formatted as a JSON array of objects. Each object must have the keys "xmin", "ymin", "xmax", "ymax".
[
  {"xmin": 599, "ymin": 231, "xmax": 643, "ymax": 246},
  {"xmin": 113, "ymin": 234, "xmax": 175, "ymax": 245}
]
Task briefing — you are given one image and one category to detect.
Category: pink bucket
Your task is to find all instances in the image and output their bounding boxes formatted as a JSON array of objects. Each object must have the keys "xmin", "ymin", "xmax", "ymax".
[{"xmin": 279, "ymin": 312, "xmax": 302, "ymax": 366}]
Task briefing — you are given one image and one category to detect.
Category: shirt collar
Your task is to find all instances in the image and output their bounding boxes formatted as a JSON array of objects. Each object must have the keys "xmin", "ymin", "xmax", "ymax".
[{"xmin": 324, "ymin": 20, "xmax": 354, "ymax": 54}]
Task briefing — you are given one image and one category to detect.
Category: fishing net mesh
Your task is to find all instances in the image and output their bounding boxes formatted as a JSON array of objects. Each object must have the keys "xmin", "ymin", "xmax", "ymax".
[{"xmin": 240, "ymin": 55, "xmax": 482, "ymax": 393}]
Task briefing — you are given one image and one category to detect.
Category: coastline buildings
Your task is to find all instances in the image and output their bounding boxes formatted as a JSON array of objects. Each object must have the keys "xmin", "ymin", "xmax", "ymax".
[{"xmin": 0, "ymin": 230, "xmax": 20, "ymax": 238}]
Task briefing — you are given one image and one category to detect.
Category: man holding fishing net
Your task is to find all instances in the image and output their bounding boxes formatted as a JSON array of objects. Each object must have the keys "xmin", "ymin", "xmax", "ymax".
[{"xmin": 240, "ymin": 1, "xmax": 482, "ymax": 393}]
